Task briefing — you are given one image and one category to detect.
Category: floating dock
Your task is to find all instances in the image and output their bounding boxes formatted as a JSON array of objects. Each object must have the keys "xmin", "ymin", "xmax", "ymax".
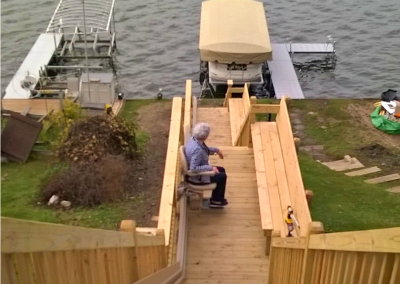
[
  {"xmin": 3, "ymin": 34, "xmax": 62, "ymax": 100},
  {"xmin": 267, "ymin": 43, "xmax": 335, "ymax": 99}
]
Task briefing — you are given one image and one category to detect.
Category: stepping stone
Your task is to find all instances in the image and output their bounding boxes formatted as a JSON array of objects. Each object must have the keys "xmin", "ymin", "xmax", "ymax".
[
  {"xmin": 345, "ymin": 166, "xmax": 382, "ymax": 177},
  {"xmin": 364, "ymin": 174, "xmax": 400, "ymax": 184},
  {"xmin": 322, "ymin": 155, "xmax": 364, "ymax": 172},
  {"xmin": 299, "ymin": 145, "xmax": 324, "ymax": 152},
  {"xmin": 386, "ymin": 186, "xmax": 400, "ymax": 193}
]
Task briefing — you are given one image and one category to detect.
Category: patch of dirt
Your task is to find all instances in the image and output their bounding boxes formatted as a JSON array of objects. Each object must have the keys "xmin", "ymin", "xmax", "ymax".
[
  {"xmin": 357, "ymin": 143, "xmax": 400, "ymax": 168},
  {"xmin": 292, "ymin": 101, "xmax": 400, "ymax": 171},
  {"xmin": 124, "ymin": 102, "xmax": 172, "ymax": 226},
  {"xmin": 348, "ymin": 103, "xmax": 400, "ymax": 151}
]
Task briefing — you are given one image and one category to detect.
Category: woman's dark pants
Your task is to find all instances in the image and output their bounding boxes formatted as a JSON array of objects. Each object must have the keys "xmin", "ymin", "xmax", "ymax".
[{"xmin": 210, "ymin": 166, "xmax": 227, "ymax": 202}]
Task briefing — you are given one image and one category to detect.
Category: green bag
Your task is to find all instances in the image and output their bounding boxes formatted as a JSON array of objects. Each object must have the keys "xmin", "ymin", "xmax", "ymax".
[{"xmin": 370, "ymin": 106, "xmax": 400, "ymax": 135}]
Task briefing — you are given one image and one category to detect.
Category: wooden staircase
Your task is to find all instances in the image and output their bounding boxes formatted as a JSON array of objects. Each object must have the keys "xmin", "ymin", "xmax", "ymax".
[{"xmin": 182, "ymin": 106, "xmax": 269, "ymax": 284}]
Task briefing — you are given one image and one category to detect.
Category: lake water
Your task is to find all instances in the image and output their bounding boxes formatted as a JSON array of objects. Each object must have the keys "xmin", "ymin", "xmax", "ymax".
[{"xmin": 1, "ymin": 0, "xmax": 399, "ymax": 99}]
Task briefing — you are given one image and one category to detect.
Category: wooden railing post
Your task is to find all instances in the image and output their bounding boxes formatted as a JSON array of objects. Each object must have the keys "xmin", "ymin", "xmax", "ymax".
[
  {"xmin": 223, "ymin": 80, "xmax": 233, "ymax": 108},
  {"xmin": 120, "ymin": 220, "xmax": 140, "ymax": 281},
  {"xmin": 184, "ymin": 80, "xmax": 192, "ymax": 143},
  {"xmin": 249, "ymin": 96, "xmax": 257, "ymax": 147},
  {"xmin": 268, "ymin": 230, "xmax": 281, "ymax": 284},
  {"xmin": 300, "ymin": 222, "xmax": 325, "ymax": 284}
]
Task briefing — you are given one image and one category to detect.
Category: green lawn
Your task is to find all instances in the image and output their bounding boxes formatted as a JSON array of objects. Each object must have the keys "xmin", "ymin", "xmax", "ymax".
[
  {"xmin": 301, "ymin": 153, "xmax": 400, "ymax": 233},
  {"xmin": 1, "ymin": 155, "xmax": 126, "ymax": 229},
  {"xmin": 1, "ymin": 100, "xmax": 159, "ymax": 229}
]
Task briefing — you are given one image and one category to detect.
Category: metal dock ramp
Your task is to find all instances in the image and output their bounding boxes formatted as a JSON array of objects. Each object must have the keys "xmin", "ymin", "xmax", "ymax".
[
  {"xmin": 267, "ymin": 44, "xmax": 304, "ymax": 99},
  {"xmin": 267, "ymin": 43, "xmax": 335, "ymax": 99}
]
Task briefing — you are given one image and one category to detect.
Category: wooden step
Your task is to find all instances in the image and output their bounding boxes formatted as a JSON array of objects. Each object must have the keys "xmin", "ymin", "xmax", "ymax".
[
  {"xmin": 364, "ymin": 174, "xmax": 400, "ymax": 184},
  {"xmin": 345, "ymin": 166, "xmax": 381, "ymax": 177}
]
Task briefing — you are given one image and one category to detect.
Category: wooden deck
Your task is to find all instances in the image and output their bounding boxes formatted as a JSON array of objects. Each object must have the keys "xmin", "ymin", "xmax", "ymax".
[
  {"xmin": 1, "ymin": 98, "xmax": 124, "ymax": 116},
  {"xmin": 197, "ymin": 107, "xmax": 232, "ymax": 146},
  {"xmin": 183, "ymin": 107, "xmax": 268, "ymax": 284}
]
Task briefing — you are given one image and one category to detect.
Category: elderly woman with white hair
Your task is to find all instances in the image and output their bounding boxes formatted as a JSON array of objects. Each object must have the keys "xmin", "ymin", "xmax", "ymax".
[{"xmin": 184, "ymin": 122, "xmax": 228, "ymax": 208}]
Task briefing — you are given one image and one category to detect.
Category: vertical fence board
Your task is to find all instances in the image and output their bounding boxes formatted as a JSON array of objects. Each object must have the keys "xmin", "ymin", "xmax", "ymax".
[
  {"xmin": 320, "ymin": 250, "xmax": 329, "ymax": 283},
  {"xmin": 379, "ymin": 254, "xmax": 395, "ymax": 284},
  {"xmin": 1, "ymin": 254, "xmax": 18, "ymax": 284},
  {"xmin": 94, "ymin": 249, "xmax": 109, "ymax": 284},
  {"xmin": 311, "ymin": 250, "xmax": 323, "ymax": 284},
  {"xmin": 342, "ymin": 251, "xmax": 356, "ymax": 284},
  {"xmin": 334, "ymin": 251, "xmax": 345, "ymax": 284},
  {"xmin": 14, "ymin": 253, "xmax": 36, "ymax": 284},
  {"xmin": 390, "ymin": 254, "xmax": 400, "ymax": 284},
  {"xmin": 31, "ymin": 252, "xmax": 46, "ymax": 284},
  {"xmin": 351, "ymin": 252, "xmax": 364, "ymax": 284},
  {"xmin": 368, "ymin": 253, "xmax": 382, "ymax": 284},
  {"xmin": 360, "ymin": 253, "xmax": 373, "ymax": 283}
]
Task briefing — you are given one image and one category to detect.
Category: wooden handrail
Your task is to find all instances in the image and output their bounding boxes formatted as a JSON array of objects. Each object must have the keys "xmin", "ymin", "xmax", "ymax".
[
  {"xmin": 309, "ymin": 227, "xmax": 400, "ymax": 253},
  {"xmin": 268, "ymin": 224, "xmax": 400, "ymax": 284},
  {"xmin": 157, "ymin": 97, "xmax": 183, "ymax": 247},
  {"xmin": 1, "ymin": 217, "xmax": 138, "ymax": 253},
  {"xmin": 276, "ymin": 97, "xmax": 311, "ymax": 234}
]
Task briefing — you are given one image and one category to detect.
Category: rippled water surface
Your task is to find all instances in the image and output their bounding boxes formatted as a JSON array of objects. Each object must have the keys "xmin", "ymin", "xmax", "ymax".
[{"xmin": 2, "ymin": 0, "xmax": 399, "ymax": 98}]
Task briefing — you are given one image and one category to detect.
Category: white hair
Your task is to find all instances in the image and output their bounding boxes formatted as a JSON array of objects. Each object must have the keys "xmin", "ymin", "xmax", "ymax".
[{"xmin": 192, "ymin": 123, "xmax": 211, "ymax": 140}]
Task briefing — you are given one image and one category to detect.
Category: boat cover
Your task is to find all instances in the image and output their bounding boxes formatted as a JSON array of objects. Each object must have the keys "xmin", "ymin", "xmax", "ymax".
[{"xmin": 199, "ymin": 0, "xmax": 272, "ymax": 64}]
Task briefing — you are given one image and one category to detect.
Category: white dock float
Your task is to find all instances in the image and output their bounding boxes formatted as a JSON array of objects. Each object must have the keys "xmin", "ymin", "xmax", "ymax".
[
  {"xmin": 285, "ymin": 43, "xmax": 335, "ymax": 54},
  {"xmin": 4, "ymin": 33, "xmax": 62, "ymax": 99},
  {"xmin": 267, "ymin": 43, "xmax": 304, "ymax": 99}
]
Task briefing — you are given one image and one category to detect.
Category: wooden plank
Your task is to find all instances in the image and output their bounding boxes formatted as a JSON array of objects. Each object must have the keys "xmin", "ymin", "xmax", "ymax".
[
  {"xmin": 386, "ymin": 186, "xmax": 400, "ymax": 193},
  {"xmin": 251, "ymin": 104, "xmax": 280, "ymax": 114},
  {"xmin": 184, "ymin": 80, "xmax": 192, "ymax": 144},
  {"xmin": 378, "ymin": 254, "xmax": 395, "ymax": 284},
  {"xmin": 259, "ymin": 122, "xmax": 287, "ymax": 237},
  {"xmin": 192, "ymin": 96, "xmax": 197, "ymax": 126},
  {"xmin": 390, "ymin": 254, "xmax": 400, "ymax": 284},
  {"xmin": 342, "ymin": 251, "xmax": 356, "ymax": 284},
  {"xmin": 243, "ymin": 83, "xmax": 251, "ymax": 114},
  {"xmin": 229, "ymin": 99, "xmax": 240, "ymax": 145},
  {"xmin": 157, "ymin": 97, "xmax": 182, "ymax": 247},
  {"xmin": 1, "ymin": 254, "xmax": 18, "ymax": 284},
  {"xmin": 311, "ymin": 250, "xmax": 323, "ymax": 284},
  {"xmin": 185, "ymin": 270, "xmax": 267, "ymax": 280},
  {"xmin": 276, "ymin": 98, "xmax": 311, "ymax": 236},
  {"xmin": 368, "ymin": 253, "xmax": 384, "ymax": 284},
  {"xmin": 223, "ymin": 80, "xmax": 233, "ymax": 107},
  {"xmin": 235, "ymin": 105, "xmax": 251, "ymax": 146},
  {"xmin": 309, "ymin": 227, "xmax": 400, "ymax": 253},
  {"xmin": 269, "ymin": 123, "xmax": 294, "ymax": 236},
  {"xmin": 231, "ymin": 87, "xmax": 244, "ymax": 93},
  {"xmin": 364, "ymin": 174, "xmax": 400, "ymax": 184},
  {"xmin": 1, "ymin": 217, "xmax": 136, "ymax": 253},
  {"xmin": 186, "ymin": 263, "xmax": 268, "ymax": 273},
  {"xmin": 240, "ymin": 126, "xmax": 272, "ymax": 231},
  {"xmin": 345, "ymin": 166, "xmax": 382, "ymax": 176},
  {"xmin": 183, "ymin": 279, "xmax": 266, "ymax": 284},
  {"xmin": 272, "ymin": 236, "xmax": 307, "ymax": 249},
  {"xmin": 2, "ymin": 99, "xmax": 60, "ymax": 116},
  {"xmin": 14, "ymin": 253, "xmax": 35, "ymax": 284},
  {"xmin": 187, "ymin": 249, "xmax": 265, "ymax": 259}
]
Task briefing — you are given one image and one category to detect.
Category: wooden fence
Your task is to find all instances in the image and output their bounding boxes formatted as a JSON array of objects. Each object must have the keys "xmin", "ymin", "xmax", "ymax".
[
  {"xmin": 1, "ymin": 217, "xmax": 167, "ymax": 284},
  {"xmin": 269, "ymin": 223, "xmax": 400, "ymax": 284},
  {"xmin": 156, "ymin": 80, "xmax": 195, "ymax": 265}
]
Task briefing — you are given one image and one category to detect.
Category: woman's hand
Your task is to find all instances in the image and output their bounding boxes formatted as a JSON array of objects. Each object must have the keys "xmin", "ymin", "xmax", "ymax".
[
  {"xmin": 216, "ymin": 150, "xmax": 224, "ymax": 159},
  {"xmin": 212, "ymin": 166, "xmax": 220, "ymax": 173}
]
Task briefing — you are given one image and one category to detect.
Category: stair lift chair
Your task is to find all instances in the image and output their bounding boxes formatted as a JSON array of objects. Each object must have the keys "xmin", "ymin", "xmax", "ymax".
[{"xmin": 179, "ymin": 146, "xmax": 216, "ymax": 210}]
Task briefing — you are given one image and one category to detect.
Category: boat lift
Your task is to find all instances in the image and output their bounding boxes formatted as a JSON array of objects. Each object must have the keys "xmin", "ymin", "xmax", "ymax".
[{"xmin": 201, "ymin": 38, "xmax": 336, "ymax": 100}]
